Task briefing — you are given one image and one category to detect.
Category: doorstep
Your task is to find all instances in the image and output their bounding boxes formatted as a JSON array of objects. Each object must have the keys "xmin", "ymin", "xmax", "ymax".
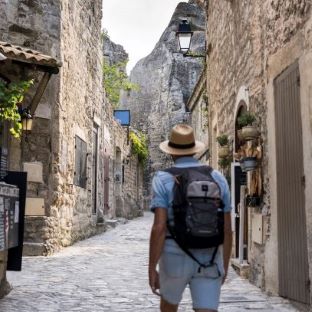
[{"xmin": 231, "ymin": 258, "xmax": 250, "ymax": 279}]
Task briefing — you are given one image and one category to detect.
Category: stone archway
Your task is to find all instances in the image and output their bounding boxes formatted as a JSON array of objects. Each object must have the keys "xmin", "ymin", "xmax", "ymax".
[{"xmin": 231, "ymin": 86, "xmax": 249, "ymax": 262}]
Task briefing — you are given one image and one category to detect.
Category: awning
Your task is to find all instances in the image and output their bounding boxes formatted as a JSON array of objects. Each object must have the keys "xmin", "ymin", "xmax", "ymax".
[
  {"xmin": 0, "ymin": 41, "xmax": 61, "ymax": 72},
  {"xmin": 0, "ymin": 41, "xmax": 61, "ymax": 115}
]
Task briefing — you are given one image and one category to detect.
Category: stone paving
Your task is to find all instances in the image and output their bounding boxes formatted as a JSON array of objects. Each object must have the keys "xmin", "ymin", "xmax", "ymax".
[{"xmin": 0, "ymin": 212, "xmax": 300, "ymax": 311}]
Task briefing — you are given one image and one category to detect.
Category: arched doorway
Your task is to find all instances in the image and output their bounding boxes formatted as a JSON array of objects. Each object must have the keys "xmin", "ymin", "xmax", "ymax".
[{"xmin": 231, "ymin": 88, "xmax": 248, "ymax": 263}]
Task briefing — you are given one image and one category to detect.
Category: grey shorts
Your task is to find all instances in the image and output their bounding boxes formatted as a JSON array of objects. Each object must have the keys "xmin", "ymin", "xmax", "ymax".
[{"xmin": 159, "ymin": 242, "xmax": 224, "ymax": 310}]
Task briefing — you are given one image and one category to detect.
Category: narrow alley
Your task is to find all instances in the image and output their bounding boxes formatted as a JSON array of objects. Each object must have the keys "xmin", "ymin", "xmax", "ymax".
[{"xmin": 0, "ymin": 213, "xmax": 299, "ymax": 312}]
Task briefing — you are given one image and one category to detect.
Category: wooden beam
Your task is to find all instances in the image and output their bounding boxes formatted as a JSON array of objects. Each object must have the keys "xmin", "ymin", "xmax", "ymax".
[{"xmin": 29, "ymin": 72, "xmax": 52, "ymax": 116}]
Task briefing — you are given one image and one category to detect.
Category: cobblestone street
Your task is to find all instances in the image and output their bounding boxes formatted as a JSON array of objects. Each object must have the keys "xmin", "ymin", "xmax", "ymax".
[{"xmin": 0, "ymin": 212, "xmax": 300, "ymax": 312}]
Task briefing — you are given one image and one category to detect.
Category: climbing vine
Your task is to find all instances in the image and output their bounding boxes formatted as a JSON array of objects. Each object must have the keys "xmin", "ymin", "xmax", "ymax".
[
  {"xmin": 103, "ymin": 60, "xmax": 139, "ymax": 108},
  {"xmin": 129, "ymin": 130, "xmax": 148, "ymax": 163},
  {"xmin": 0, "ymin": 79, "xmax": 33, "ymax": 138}
]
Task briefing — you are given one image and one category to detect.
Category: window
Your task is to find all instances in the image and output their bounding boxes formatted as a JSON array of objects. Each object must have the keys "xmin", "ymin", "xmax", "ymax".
[{"xmin": 74, "ymin": 136, "xmax": 87, "ymax": 188}]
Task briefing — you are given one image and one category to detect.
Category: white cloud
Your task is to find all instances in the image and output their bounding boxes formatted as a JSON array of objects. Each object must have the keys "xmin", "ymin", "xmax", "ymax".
[{"xmin": 102, "ymin": 0, "xmax": 187, "ymax": 73}]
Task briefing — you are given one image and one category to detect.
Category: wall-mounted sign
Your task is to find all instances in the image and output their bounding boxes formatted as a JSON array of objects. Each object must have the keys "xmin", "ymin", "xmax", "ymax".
[
  {"xmin": 113, "ymin": 110, "xmax": 131, "ymax": 126},
  {"xmin": 0, "ymin": 182, "xmax": 19, "ymax": 251},
  {"xmin": 0, "ymin": 147, "xmax": 8, "ymax": 180}
]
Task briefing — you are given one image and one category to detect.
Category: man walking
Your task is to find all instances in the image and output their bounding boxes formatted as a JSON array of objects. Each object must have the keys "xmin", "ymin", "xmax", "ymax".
[{"xmin": 149, "ymin": 124, "xmax": 232, "ymax": 312}]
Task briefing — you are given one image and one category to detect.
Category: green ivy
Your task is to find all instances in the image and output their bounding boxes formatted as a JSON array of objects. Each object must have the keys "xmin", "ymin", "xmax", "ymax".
[
  {"xmin": 0, "ymin": 79, "xmax": 33, "ymax": 138},
  {"xmin": 103, "ymin": 60, "xmax": 139, "ymax": 108},
  {"xmin": 129, "ymin": 130, "xmax": 148, "ymax": 163}
]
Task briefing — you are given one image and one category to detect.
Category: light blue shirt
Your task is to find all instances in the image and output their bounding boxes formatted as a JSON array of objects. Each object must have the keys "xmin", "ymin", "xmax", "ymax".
[
  {"xmin": 150, "ymin": 157, "xmax": 231, "ymax": 284},
  {"xmin": 150, "ymin": 156, "xmax": 231, "ymax": 215}
]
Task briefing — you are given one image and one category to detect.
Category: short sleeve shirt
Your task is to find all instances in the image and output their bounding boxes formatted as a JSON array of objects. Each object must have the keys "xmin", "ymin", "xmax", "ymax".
[
  {"xmin": 150, "ymin": 157, "xmax": 231, "ymax": 215},
  {"xmin": 150, "ymin": 156, "xmax": 231, "ymax": 257}
]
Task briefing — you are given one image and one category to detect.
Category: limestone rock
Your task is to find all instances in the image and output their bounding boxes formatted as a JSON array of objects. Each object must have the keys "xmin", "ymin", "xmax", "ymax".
[
  {"xmin": 103, "ymin": 34, "xmax": 128, "ymax": 69},
  {"xmin": 120, "ymin": 1, "xmax": 206, "ymax": 177}
]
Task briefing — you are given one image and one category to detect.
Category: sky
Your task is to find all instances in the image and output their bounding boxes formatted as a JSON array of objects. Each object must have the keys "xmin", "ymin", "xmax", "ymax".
[{"xmin": 102, "ymin": 0, "xmax": 187, "ymax": 73}]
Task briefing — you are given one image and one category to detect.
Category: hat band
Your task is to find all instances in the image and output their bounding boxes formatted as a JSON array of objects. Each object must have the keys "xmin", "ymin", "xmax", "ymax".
[{"xmin": 168, "ymin": 141, "xmax": 196, "ymax": 149}]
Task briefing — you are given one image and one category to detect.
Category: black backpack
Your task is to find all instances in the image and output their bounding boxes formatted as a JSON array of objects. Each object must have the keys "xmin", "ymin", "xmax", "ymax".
[{"xmin": 164, "ymin": 166, "xmax": 224, "ymax": 271}]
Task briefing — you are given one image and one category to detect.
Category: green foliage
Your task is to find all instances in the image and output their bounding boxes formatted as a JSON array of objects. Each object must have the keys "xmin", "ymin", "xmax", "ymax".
[
  {"xmin": 103, "ymin": 60, "xmax": 139, "ymax": 107},
  {"xmin": 216, "ymin": 134, "xmax": 229, "ymax": 146},
  {"xmin": 237, "ymin": 112, "xmax": 256, "ymax": 128},
  {"xmin": 218, "ymin": 156, "xmax": 232, "ymax": 169},
  {"xmin": 129, "ymin": 130, "xmax": 148, "ymax": 163},
  {"xmin": 0, "ymin": 79, "xmax": 33, "ymax": 138}
]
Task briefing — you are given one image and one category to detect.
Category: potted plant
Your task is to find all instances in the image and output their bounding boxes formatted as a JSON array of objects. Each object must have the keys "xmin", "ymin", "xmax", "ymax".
[
  {"xmin": 234, "ymin": 142, "xmax": 261, "ymax": 172},
  {"xmin": 218, "ymin": 156, "xmax": 232, "ymax": 170},
  {"xmin": 237, "ymin": 112, "xmax": 259, "ymax": 141},
  {"xmin": 216, "ymin": 134, "xmax": 229, "ymax": 158}
]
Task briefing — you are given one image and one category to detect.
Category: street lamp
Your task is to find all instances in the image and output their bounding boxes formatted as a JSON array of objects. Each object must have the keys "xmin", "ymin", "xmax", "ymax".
[
  {"xmin": 20, "ymin": 108, "xmax": 33, "ymax": 131},
  {"xmin": 176, "ymin": 19, "xmax": 205, "ymax": 58},
  {"xmin": 176, "ymin": 19, "xmax": 193, "ymax": 54}
]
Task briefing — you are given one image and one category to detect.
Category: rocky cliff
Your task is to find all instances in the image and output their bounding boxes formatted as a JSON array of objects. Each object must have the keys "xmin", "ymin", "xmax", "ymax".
[
  {"xmin": 120, "ymin": 1, "xmax": 206, "ymax": 175},
  {"xmin": 103, "ymin": 34, "xmax": 128, "ymax": 69}
]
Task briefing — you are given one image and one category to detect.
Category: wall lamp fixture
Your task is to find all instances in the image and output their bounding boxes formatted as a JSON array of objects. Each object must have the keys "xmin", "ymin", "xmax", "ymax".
[{"xmin": 176, "ymin": 19, "xmax": 205, "ymax": 58}]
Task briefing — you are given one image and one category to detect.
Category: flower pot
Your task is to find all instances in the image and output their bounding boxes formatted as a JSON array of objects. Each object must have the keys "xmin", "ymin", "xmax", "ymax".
[
  {"xmin": 239, "ymin": 159, "xmax": 246, "ymax": 172},
  {"xmin": 242, "ymin": 156, "xmax": 257, "ymax": 171},
  {"xmin": 241, "ymin": 125, "xmax": 259, "ymax": 141},
  {"xmin": 237, "ymin": 129, "xmax": 244, "ymax": 142},
  {"xmin": 218, "ymin": 146, "xmax": 229, "ymax": 158}
]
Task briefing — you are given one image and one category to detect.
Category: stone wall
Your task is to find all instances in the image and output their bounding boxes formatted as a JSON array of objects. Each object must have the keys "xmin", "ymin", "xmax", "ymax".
[
  {"xmin": 53, "ymin": 0, "xmax": 105, "ymax": 250},
  {"xmin": 103, "ymin": 103, "xmax": 144, "ymax": 219},
  {"xmin": 0, "ymin": 0, "xmax": 107, "ymax": 257},
  {"xmin": 205, "ymin": 0, "xmax": 312, "ymax": 298}
]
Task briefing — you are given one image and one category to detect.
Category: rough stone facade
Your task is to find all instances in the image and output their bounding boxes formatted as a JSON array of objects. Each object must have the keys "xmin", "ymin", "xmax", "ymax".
[
  {"xmin": 120, "ymin": 1, "xmax": 206, "ymax": 180},
  {"xmin": 186, "ymin": 69, "xmax": 209, "ymax": 163},
  {"xmin": 204, "ymin": 0, "xmax": 312, "ymax": 306},
  {"xmin": 0, "ymin": 0, "xmax": 145, "ymax": 298},
  {"xmin": 103, "ymin": 104, "xmax": 144, "ymax": 220}
]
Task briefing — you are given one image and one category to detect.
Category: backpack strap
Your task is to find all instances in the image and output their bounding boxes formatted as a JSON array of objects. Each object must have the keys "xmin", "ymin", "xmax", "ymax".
[
  {"xmin": 167, "ymin": 224, "xmax": 220, "ymax": 273},
  {"xmin": 164, "ymin": 165, "xmax": 221, "ymax": 274}
]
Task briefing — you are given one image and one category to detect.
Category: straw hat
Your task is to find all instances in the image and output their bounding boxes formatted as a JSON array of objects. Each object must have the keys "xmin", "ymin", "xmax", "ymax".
[{"xmin": 159, "ymin": 124, "xmax": 205, "ymax": 156}]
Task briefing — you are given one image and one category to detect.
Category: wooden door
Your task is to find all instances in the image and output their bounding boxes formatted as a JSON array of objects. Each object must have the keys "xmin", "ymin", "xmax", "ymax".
[{"xmin": 274, "ymin": 62, "xmax": 310, "ymax": 304}]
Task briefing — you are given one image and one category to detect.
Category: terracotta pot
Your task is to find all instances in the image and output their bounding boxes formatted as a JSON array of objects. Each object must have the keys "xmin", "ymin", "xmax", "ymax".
[
  {"xmin": 242, "ymin": 156, "xmax": 257, "ymax": 171},
  {"xmin": 241, "ymin": 126, "xmax": 259, "ymax": 141},
  {"xmin": 218, "ymin": 146, "xmax": 229, "ymax": 158},
  {"xmin": 237, "ymin": 129, "xmax": 244, "ymax": 142}
]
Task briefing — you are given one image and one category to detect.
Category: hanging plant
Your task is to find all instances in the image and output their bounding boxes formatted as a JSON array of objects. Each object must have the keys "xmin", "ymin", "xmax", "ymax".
[
  {"xmin": 129, "ymin": 130, "xmax": 148, "ymax": 163},
  {"xmin": 0, "ymin": 79, "xmax": 33, "ymax": 138},
  {"xmin": 218, "ymin": 156, "xmax": 232, "ymax": 169},
  {"xmin": 216, "ymin": 134, "xmax": 229, "ymax": 146},
  {"xmin": 216, "ymin": 134, "xmax": 230, "ymax": 158},
  {"xmin": 237, "ymin": 112, "xmax": 256, "ymax": 128},
  {"xmin": 237, "ymin": 112, "xmax": 259, "ymax": 141}
]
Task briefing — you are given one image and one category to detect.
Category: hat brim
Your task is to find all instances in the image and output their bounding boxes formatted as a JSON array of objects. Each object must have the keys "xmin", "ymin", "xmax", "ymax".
[{"xmin": 159, "ymin": 140, "xmax": 206, "ymax": 156}]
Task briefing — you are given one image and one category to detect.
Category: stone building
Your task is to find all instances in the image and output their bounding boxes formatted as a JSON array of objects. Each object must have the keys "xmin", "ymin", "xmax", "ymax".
[
  {"xmin": 0, "ymin": 0, "xmax": 144, "ymax": 298},
  {"xmin": 0, "ymin": 41, "xmax": 60, "ymax": 298},
  {"xmin": 186, "ymin": 69, "xmax": 210, "ymax": 164},
  {"xmin": 195, "ymin": 0, "xmax": 312, "ymax": 307}
]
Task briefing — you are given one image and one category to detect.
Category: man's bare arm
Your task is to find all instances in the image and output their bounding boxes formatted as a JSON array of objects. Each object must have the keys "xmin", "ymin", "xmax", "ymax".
[{"xmin": 149, "ymin": 208, "xmax": 167, "ymax": 295}]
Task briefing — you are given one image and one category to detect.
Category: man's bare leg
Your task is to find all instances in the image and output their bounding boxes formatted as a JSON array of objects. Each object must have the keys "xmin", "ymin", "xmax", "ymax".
[{"xmin": 160, "ymin": 298, "xmax": 178, "ymax": 312}]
